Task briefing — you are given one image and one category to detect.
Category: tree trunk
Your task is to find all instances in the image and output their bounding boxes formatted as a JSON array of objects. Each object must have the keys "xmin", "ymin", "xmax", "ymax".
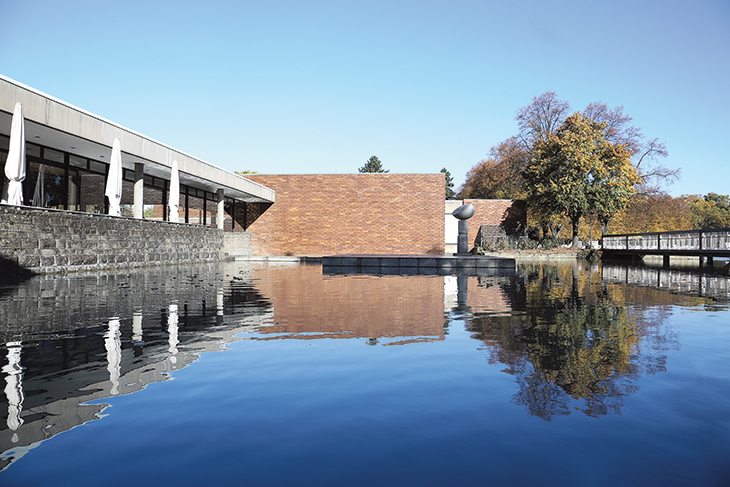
[
  {"xmin": 571, "ymin": 215, "xmax": 581, "ymax": 248},
  {"xmin": 600, "ymin": 217, "xmax": 610, "ymax": 236}
]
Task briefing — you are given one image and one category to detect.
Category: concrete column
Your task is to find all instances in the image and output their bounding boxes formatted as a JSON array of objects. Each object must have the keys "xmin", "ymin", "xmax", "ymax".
[
  {"xmin": 133, "ymin": 163, "xmax": 144, "ymax": 219},
  {"xmin": 217, "ymin": 189, "xmax": 225, "ymax": 230}
]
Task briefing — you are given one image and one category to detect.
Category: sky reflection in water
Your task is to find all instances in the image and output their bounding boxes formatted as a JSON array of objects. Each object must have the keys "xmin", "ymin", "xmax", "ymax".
[{"xmin": 0, "ymin": 261, "xmax": 729, "ymax": 487}]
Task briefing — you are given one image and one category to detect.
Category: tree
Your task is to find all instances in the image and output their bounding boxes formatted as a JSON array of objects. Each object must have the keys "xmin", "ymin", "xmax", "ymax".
[
  {"xmin": 516, "ymin": 91, "xmax": 572, "ymax": 150},
  {"xmin": 610, "ymin": 193, "xmax": 693, "ymax": 233},
  {"xmin": 522, "ymin": 113, "xmax": 639, "ymax": 247},
  {"xmin": 440, "ymin": 168, "xmax": 456, "ymax": 199},
  {"xmin": 583, "ymin": 101, "xmax": 677, "ymax": 195},
  {"xmin": 359, "ymin": 156, "xmax": 389, "ymax": 173},
  {"xmin": 687, "ymin": 193, "xmax": 730, "ymax": 229},
  {"xmin": 458, "ymin": 137, "xmax": 529, "ymax": 199}
]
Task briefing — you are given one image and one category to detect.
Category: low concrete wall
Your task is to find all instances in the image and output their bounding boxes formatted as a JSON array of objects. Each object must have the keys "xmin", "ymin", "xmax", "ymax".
[
  {"xmin": 223, "ymin": 231, "xmax": 252, "ymax": 258},
  {"xmin": 0, "ymin": 205, "xmax": 237, "ymax": 274}
]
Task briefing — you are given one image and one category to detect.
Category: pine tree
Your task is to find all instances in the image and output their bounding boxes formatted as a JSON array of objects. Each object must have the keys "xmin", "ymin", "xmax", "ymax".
[
  {"xmin": 441, "ymin": 168, "xmax": 456, "ymax": 199},
  {"xmin": 358, "ymin": 156, "xmax": 389, "ymax": 173}
]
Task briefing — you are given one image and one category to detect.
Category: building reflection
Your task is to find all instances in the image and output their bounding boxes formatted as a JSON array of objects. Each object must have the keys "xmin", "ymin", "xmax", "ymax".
[
  {"xmin": 250, "ymin": 264, "xmax": 449, "ymax": 345},
  {"xmin": 0, "ymin": 262, "xmax": 273, "ymax": 471},
  {"xmin": 0, "ymin": 260, "xmax": 713, "ymax": 470}
]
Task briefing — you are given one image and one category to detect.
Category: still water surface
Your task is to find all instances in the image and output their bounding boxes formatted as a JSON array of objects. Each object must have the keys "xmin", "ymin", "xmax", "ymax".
[{"xmin": 0, "ymin": 261, "xmax": 729, "ymax": 486}]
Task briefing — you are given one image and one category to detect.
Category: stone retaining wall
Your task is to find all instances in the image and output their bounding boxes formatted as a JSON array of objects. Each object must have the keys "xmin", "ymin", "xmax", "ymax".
[{"xmin": 0, "ymin": 205, "xmax": 241, "ymax": 274}]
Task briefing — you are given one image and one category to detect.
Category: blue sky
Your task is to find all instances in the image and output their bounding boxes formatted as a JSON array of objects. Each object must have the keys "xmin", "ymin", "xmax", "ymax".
[{"xmin": 1, "ymin": 0, "xmax": 728, "ymax": 196}]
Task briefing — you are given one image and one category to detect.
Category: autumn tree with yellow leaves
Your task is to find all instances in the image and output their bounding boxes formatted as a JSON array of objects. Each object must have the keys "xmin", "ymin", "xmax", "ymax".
[{"xmin": 522, "ymin": 113, "xmax": 640, "ymax": 247}]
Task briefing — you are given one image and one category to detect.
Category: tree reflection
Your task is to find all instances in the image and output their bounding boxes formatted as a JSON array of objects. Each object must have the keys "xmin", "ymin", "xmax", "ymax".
[{"xmin": 468, "ymin": 264, "xmax": 675, "ymax": 420}]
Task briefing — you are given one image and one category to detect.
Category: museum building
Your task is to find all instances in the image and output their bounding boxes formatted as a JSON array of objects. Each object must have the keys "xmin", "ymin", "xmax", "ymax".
[{"xmin": 0, "ymin": 74, "xmax": 274, "ymax": 231}]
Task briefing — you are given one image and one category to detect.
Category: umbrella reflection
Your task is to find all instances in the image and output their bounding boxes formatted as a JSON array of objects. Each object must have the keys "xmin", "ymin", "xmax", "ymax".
[
  {"xmin": 217, "ymin": 289, "xmax": 224, "ymax": 316},
  {"xmin": 104, "ymin": 319, "xmax": 122, "ymax": 395},
  {"xmin": 132, "ymin": 312, "xmax": 143, "ymax": 344},
  {"xmin": 168, "ymin": 304, "xmax": 179, "ymax": 366},
  {"xmin": 3, "ymin": 342, "xmax": 25, "ymax": 443}
]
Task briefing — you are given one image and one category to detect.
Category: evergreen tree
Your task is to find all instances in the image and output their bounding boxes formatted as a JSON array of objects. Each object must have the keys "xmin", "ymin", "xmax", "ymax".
[
  {"xmin": 359, "ymin": 156, "xmax": 389, "ymax": 173},
  {"xmin": 441, "ymin": 168, "xmax": 456, "ymax": 199}
]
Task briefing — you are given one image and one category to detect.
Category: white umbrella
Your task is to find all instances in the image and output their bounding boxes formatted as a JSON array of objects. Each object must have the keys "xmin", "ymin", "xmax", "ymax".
[
  {"xmin": 4, "ymin": 102, "xmax": 26, "ymax": 206},
  {"xmin": 32, "ymin": 164, "xmax": 46, "ymax": 207},
  {"xmin": 168, "ymin": 159, "xmax": 180, "ymax": 223},
  {"xmin": 105, "ymin": 138, "xmax": 123, "ymax": 216}
]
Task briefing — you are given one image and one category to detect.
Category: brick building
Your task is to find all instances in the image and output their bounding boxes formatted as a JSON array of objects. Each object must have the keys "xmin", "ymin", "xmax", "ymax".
[{"xmin": 246, "ymin": 174, "xmax": 446, "ymax": 256}]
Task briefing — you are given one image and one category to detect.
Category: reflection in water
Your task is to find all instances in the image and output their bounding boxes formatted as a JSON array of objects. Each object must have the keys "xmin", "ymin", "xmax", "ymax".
[
  {"xmin": 603, "ymin": 263, "xmax": 730, "ymax": 299},
  {"xmin": 466, "ymin": 263, "xmax": 680, "ymax": 420},
  {"xmin": 0, "ymin": 262, "xmax": 273, "ymax": 471},
  {"xmin": 104, "ymin": 319, "xmax": 122, "ymax": 395},
  {"xmin": 0, "ymin": 260, "xmax": 726, "ymax": 482},
  {"xmin": 3, "ymin": 343, "xmax": 23, "ymax": 443},
  {"xmin": 168, "ymin": 304, "xmax": 179, "ymax": 366}
]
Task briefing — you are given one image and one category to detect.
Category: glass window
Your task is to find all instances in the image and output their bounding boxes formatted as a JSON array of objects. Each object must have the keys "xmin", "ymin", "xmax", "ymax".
[
  {"xmin": 123, "ymin": 169, "xmax": 134, "ymax": 182},
  {"xmin": 89, "ymin": 160, "xmax": 106, "ymax": 174},
  {"xmin": 70, "ymin": 155, "xmax": 87, "ymax": 169},
  {"xmin": 188, "ymin": 193, "xmax": 205, "ymax": 225},
  {"xmin": 119, "ymin": 179, "xmax": 134, "ymax": 217},
  {"xmin": 143, "ymin": 184, "xmax": 165, "ymax": 221},
  {"xmin": 78, "ymin": 172, "xmax": 106, "ymax": 213},
  {"xmin": 26, "ymin": 162, "xmax": 66, "ymax": 209},
  {"xmin": 43, "ymin": 148, "xmax": 64, "ymax": 164},
  {"xmin": 26, "ymin": 142, "xmax": 41, "ymax": 158},
  {"xmin": 153, "ymin": 177, "xmax": 165, "ymax": 189},
  {"xmin": 0, "ymin": 134, "xmax": 9, "ymax": 152},
  {"xmin": 67, "ymin": 169, "xmax": 81, "ymax": 211}
]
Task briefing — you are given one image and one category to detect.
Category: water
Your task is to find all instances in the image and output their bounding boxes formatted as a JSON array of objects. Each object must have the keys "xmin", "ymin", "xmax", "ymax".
[{"xmin": 0, "ymin": 260, "xmax": 729, "ymax": 486}]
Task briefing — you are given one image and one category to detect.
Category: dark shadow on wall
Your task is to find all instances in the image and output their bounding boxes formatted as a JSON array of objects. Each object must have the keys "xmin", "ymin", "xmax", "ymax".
[
  {"xmin": 0, "ymin": 255, "xmax": 35, "ymax": 284},
  {"xmin": 233, "ymin": 202, "xmax": 273, "ymax": 231},
  {"xmin": 501, "ymin": 200, "xmax": 527, "ymax": 237}
]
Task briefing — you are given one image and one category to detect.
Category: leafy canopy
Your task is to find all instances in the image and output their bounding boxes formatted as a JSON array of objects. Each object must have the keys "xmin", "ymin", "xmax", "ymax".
[{"xmin": 522, "ymin": 112, "xmax": 640, "ymax": 246}]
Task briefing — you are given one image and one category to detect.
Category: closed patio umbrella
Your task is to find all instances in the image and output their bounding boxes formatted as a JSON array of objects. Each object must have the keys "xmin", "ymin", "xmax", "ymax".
[
  {"xmin": 168, "ymin": 159, "xmax": 180, "ymax": 223},
  {"xmin": 4, "ymin": 102, "xmax": 26, "ymax": 206},
  {"xmin": 105, "ymin": 138, "xmax": 123, "ymax": 216}
]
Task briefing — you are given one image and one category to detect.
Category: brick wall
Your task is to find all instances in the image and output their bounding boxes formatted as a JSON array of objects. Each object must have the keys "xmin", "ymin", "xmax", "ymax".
[
  {"xmin": 0, "ymin": 204, "xmax": 235, "ymax": 274},
  {"xmin": 246, "ymin": 174, "xmax": 445, "ymax": 256},
  {"xmin": 463, "ymin": 199, "xmax": 525, "ymax": 247}
]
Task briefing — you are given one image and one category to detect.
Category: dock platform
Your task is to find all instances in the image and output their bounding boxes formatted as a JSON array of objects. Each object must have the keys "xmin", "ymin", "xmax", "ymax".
[{"xmin": 322, "ymin": 254, "xmax": 516, "ymax": 276}]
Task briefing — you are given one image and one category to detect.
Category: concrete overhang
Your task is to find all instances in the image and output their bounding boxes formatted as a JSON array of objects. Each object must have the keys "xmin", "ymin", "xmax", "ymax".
[{"xmin": 0, "ymin": 75, "xmax": 274, "ymax": 204}]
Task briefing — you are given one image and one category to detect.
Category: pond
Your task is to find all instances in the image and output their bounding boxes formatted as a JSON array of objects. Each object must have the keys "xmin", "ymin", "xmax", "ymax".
[{"xmin": 0, "ymin": 260, "xmax": 729, "ymax": 486}]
